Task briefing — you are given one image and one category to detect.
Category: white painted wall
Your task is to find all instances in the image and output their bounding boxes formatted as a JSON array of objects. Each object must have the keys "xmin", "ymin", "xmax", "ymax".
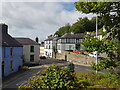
[
  {"xmin": 44, "ymin": 48, "xmax": 53, "ymax": 58},
  {"xmin": 40, "ymin": 47, "xmax": 44, "ymax": 56},
  {"xmin": 23, "ymin": 45, "xmax": 40, "ymax": 63},
  {"xmin": 44, "ymin": 40, "xmax": 53, "ymax": 58},
  {"xmin": 57, "ymin": 43, "xmax": 75, "ymax": 53}
]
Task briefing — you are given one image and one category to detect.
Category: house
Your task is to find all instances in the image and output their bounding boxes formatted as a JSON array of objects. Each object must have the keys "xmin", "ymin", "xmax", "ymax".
[
  {"xmin": 57, "ymin": 33, "xmax": 84, "ymax": 53},
  {"xmin": 15, "ymin": 38, "xmax": 40, "ymax": 64},
  {"xmin": 44, "ymin": 37, "xmax": 55, "ymax": 58},
  {"xmin": 40, "ymin": 42, "xmax": 44, "ymax": 56},
  {"xmin": 0, "ymin": 24, "xmax": 23, "ymax": 77},
  {"xmin": 44, "ymin": 33, "xmax": 84, "ymax": 58}
]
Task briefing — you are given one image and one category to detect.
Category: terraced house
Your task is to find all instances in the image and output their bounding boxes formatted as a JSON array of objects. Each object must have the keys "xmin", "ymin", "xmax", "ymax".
[
  {"xmin": 0, "ymin": 24, "xmax": 23, "ymax": 77},
  {"xmin": 44, "ymin": 33, "xmax": 84, "ymax": 58},
  {"xmin": 15, "ymin": 38, "xmax": 40, "ymax": 64}
]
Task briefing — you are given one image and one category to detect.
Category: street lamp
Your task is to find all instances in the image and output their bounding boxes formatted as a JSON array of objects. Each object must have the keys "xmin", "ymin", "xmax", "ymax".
[{"xmin": 96, "ymin": 15, "xmax": 98, "ymax": 73}]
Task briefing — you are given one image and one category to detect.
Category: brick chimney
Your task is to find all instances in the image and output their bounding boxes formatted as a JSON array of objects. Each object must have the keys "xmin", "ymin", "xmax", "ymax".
[{"xmin": 0, "ymin": 23, "xmax": 8, "ymax": 34}]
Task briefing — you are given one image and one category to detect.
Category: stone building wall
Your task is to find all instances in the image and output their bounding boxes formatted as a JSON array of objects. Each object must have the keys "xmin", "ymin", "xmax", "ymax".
[{"xmin": 56, "ymin": 51, "xmax": 96, "ymax": 66}]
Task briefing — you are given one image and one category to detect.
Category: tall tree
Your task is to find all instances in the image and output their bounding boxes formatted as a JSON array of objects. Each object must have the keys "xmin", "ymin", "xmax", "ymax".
[
  {"xmin": 75, "ymin": 1, "xmax": 120, "ymax": 29},
  {"xmin": 76, "ymin": 1, "xmax": 120, "ymax": 72},
  {"xmin": 69, "ymin": 17, "xmax": 94, "ymax": 33},
  {"xmin": 54, "ymin": 23, "xmax": 71, "ymax": 36}
]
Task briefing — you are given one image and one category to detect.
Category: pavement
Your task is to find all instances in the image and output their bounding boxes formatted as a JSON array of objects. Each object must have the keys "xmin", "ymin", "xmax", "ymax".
[{"xmin": 2, "ymin": 59, "xmax": 105, "ymax": 89}]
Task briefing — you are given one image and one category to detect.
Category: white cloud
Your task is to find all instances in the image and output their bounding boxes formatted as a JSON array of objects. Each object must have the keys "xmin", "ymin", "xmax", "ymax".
[
  {"xmin": 2, "ymin": 0, "xmax": 79, "ymax": 2},
  {"xmin": 2, "ymin": 2, "xmax": 95, "ymax": 42}
]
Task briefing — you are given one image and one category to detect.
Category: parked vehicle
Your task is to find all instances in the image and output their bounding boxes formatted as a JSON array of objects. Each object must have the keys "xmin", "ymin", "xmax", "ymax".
[
  {"xmin": 40, "ymin": 56, "xmax": 46, "ymax": 59},
  {"xmin": 73, "ymin": 50, "xmax": 84, "ymax": 54},
  {"xmin": 88, "ymin": 52, "xmax": 99, "ymax": 57}
]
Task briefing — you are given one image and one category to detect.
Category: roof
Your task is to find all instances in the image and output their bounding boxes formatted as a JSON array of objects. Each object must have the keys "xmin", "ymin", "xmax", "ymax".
[
  {"xmin": 2, "ymin": 34, "xmax": 23, "ymax": 47},
  {"xmin": 60, "ymin": 33, "xmax": 85, "ymax": 39},
  {"xmin": 1, "ymin": 24, "xmax": 22, "ymax": 47},
  {"xmin": 15, "ymin": 38, "xmax": 40, "ymax": 45},
  {"xmin": 45, "ymin": 36, "xmax": 59, "ymax": 41},
  {"xmin": 45, "ymin": 37, "xmax": 55, "ymax": 41}
]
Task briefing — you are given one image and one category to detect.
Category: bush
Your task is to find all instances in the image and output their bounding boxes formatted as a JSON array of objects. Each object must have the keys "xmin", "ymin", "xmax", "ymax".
[
  {"xmin": 19, "ymin": 65, "xmax": 90, "ymax": 89},
  {"xmin": 98, "ymin": 72, "xmax": 120, "ymax": 88},
  {"xmin": 76, "ymin": 72, "xmax": 120, "ymax": 88}
]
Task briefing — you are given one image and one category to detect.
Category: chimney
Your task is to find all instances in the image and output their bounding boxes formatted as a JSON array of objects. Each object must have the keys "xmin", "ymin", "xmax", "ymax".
[
  {"xmin": 0, "ymin": 23, "xmax": 8, "ymax": 34},
  {"xmin": 35, "ymin": 37, "xmax": 39, "ymax": 43}
]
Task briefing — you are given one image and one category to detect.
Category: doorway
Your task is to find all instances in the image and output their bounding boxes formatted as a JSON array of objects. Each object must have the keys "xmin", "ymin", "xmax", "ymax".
[{"xmin": 2, "ymin": 61, "xmax": 4, "ymax": 77}]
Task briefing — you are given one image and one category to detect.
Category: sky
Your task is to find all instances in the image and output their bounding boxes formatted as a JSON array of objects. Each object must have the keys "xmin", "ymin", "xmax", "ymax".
[{"xmin": 2, "ymin": 2, "xmax": 95, "ymax": 42}]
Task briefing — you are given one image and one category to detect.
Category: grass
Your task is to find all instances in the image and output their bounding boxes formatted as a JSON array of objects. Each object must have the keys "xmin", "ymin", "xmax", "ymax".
[{"xmin": 76, "ymin": 72, "xmax": 120, "ymax": 88}]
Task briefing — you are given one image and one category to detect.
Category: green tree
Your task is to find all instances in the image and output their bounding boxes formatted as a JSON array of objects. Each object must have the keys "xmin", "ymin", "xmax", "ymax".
[
  {"xmin": 54, "ymin": 23, "xmax": 71, "ymax": 36},
  {"xmin": 69, "ymin": 17, "xmax": 94, "ymax": 33},
  {"xmin": 75, "ymin": 1, "xmax": 120, "ymax": 29},
  {"xmin": 76, "ymin": 1, "xmax": 120, "ymax": 72}
]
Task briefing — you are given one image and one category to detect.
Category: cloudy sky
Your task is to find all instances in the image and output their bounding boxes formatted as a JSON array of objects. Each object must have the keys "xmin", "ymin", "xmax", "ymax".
[{"xmin": 2, "ymin": 2, "xmax": 95, "ymax": 42}]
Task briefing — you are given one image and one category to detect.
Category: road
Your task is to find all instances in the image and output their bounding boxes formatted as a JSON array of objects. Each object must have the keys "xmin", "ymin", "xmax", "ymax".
[{"xmin": 2, "ymin": 59, "xmax": 104, "ymax": 89}]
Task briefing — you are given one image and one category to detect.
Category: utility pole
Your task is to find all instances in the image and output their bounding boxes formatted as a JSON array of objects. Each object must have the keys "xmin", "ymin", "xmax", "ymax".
[{"xmin": 96, "ymin": 15, "xmax": 98, "ymax": 73}]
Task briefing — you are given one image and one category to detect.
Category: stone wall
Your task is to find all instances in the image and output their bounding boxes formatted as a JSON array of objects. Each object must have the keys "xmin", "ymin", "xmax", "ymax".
[{"xmin": 56, "ymin": 51, "xmax": 96, "ymax": 66}]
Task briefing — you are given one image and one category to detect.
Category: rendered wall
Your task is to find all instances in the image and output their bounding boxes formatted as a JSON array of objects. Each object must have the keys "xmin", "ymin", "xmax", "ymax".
[
  {"xmin": 2, "ymin": 47, "xmax": 23, "ymax": 76},
  {"xmin": 23, "ymin": 45, "xmax": 40, "ymax": 63}
]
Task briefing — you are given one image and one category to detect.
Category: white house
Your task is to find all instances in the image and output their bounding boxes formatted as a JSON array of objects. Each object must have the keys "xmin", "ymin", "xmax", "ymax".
[
  {"xmin": 40, "ymin": 42, "xmax": 44, "ymax": 56},
  {"xmin": 44, "ymin": 33, "xmax": 84, "ymax": 58},
  {"xmin": 15, "ymin": 38, "xmax": 40, "ymax": 63},
  {"xmin": 44, "ymin": 37, "xmax": 57, "ymax": 58},
  {"xmin": 57, "ymin": 33, "xmax": 84, "ymax": 53}
]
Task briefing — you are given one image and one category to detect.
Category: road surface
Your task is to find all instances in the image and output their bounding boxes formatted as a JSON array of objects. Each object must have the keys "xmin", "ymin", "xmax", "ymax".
[{"xmin": 2, "ymin": 59, "xmax": 104, "ymax": 88}]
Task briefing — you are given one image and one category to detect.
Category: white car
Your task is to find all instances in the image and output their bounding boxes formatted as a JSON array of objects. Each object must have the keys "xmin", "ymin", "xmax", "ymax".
[{"xmin": 88, "ymin": 53, "xmax": 98, "ymax": 57}]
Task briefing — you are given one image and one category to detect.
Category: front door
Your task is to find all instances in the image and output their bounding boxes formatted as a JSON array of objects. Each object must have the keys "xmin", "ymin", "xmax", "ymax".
[{"xmin": 2, "ymin": 61, "xmax": 4, "ymax": 77}]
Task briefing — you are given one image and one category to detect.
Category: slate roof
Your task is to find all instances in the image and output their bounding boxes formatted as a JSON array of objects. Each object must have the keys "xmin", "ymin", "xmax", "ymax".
[
  {"xmin": 2, "ymin": 34, "xmax": 23, "ymax": 47},
  {"xmin": 45, "ymin": 36, "xmax": 60, "ymax": 41},
  {"xmin": 45, "ymin": 37, "xmax": 55, "ymax": 41},
  {"xmin": 1, "ymin": 24, "xmax": 22, "ymax": 47},
  {"xmin": 60, "ymin": 33, "xmax": 85, "ymax": 39},
  {"xmin": 15, "ymin": 38, "xmax": 40, "ymax": 45}
]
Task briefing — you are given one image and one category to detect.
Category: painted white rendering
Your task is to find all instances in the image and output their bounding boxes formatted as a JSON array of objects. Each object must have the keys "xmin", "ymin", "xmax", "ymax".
[
  {"xmin": 23, "ymin": 45, "xmax": 40, "ymax": 63},
  {"xmin": 44, "ymin": 40, "xmax": 53, "ymax": 58},
  {"xmin": 44, "ymin": 33, "xmax": 84, "ymax": 58},
  {"xmin": 40, "ymin": 46, "xmax": 44, "ymax": 56},
  {"xmin": 15, "ymin": 38, "xmax": 40, "ymax": 63}
]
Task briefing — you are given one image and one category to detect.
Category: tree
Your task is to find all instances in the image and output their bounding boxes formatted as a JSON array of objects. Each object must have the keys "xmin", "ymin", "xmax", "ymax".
[
  {"xmin": 75, "ymin": 1, "xmax": 120, "ymax": 29},
  {"xmin": 75, "ymin": 1, "xmax": 120, "ymax": 72},
  {"xmin": 54, "ymin": 23, "xmax": 71, "ymax": 36},
  {"xmin": 54, "ymin": 17, "xmax": 103, "ymax": 36},
  {"xmin": 69, "ymin": 17, "xmax": 94, "ymax": 33},
  {"xmin": 82, "ymin": 27, "xmax": 120, "ymax": 72}
]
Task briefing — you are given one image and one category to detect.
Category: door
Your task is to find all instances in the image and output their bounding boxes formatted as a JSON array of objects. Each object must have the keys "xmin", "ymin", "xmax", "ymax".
[{"xmin": 2, "ymin": 61, "xmax": 4, "ymax": 77}]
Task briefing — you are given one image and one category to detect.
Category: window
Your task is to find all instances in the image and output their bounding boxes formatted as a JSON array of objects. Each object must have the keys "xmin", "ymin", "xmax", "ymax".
[
  {"xmin": 10, "ymin": 61, "xmax": 13, "ymax": 71},
  {"xmin": 30, "ymin": 46, "xmax": 34, "ymax": 52},
  {"xmin": 10, "ymin": 48, "xmax": 13, "ymax": 56},
  {"xmin": 45, "ymin": 51, "xmax": 47, "ymax": 55},
  {"xmin": 3, "ymin": 47, "xmax": 6, "ymax": 58},
  {"xmin": 69, "ymin": 45, "xmax": 72, "ymax": 50},
  {"xmin": 76, "ymin": 39, "xmax": 79, "ymax": 43},
  {"xmin": 30, "ymin": 55, "xmax": 34, "ymax": 62}
]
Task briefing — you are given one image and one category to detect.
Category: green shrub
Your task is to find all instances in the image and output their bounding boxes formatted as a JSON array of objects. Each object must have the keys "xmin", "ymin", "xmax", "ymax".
[
  {"xmin": 67, "ymin": 62, "xmax": 75, "ymax": 72},
  {"xmin": 19, "ymin": 65, "xmax": 90, "ymax": 89},
  {"xmin": 76, "ymin": 72, "xmax": 120, "ymax": 88},
  {"xmin": 97, "ymin": 72, "xmax": 120, "ymax": 88}
]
